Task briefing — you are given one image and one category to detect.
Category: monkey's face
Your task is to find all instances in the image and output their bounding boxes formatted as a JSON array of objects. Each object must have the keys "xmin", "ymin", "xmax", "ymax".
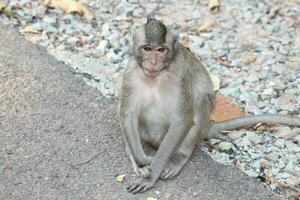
[{"xmin": 139, "ymin": 45, "xmax": 169, "ymax": 77}]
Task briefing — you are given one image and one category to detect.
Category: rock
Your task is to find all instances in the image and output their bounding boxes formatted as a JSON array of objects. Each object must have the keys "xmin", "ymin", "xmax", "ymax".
[
  {"xmin": 266, "ymin": 152, "xmax": 280, "ymax": 162},
  {"xmin": 43, "ymin": 16, "xmax": 57, "ymax": 26},
  {"xmin": 262, "ymin": 88, "xmax": 274, "ymax": 96},
  {"xmin": 101, "ymin": 23, "xmax": 110, "ymax": 37},
  {"xmin": 274, "ymin": 139, "xmax": 285, "ymax": 148},
  {"xmin": 96, "ymin": 40, "xmax": 109, "ymax": 54},
  {"xmin": 279, "ymin": 35, "xmax": 291, "ymax": 45},
  {"xmin": 284, "ymin": 158, "xmax": 295, "ymax": 173},
  {"xmin": 244, "ymin": 170, "xmax": 258, "ymax": 177},
  {"xmin": 260, "ymin": 159, "xmax": 269, "ymax": 168},
  {"xmin": 270, "ymin": 183, "xmax": 277, "ymax": 191}
]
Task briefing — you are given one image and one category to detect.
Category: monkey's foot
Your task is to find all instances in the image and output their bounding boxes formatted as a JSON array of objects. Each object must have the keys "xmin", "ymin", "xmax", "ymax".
[
  {"xmin": 127, "ymin": 176, "xmax": 156, "ymax": 194},
  {"xmin": 160, "ymin": 161, "xmax": 182, "ymax": 180}
]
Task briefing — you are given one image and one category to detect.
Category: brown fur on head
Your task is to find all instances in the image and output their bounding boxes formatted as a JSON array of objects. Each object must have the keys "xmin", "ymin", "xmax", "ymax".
[{"xmin": 132, "ymin": 18, "xmax": 178, "ymax": 77}]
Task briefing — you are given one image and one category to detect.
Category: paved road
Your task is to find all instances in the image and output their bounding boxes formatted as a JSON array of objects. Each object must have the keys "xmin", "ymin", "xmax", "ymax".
[{"xmin": 0, "ymin": 23, "xmax": 282, "ymax": 200}]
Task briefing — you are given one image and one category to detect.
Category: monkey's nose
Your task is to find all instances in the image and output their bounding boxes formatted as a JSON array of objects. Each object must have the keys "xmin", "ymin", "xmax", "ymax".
[{"xmin": 150, "ymin": 59, "xmax": 157, "ymax": 65}]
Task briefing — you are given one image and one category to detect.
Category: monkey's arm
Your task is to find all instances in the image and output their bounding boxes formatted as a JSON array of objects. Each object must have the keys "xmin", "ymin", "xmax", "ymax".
[
  {"xmin": 118, "ymin": 76, "xmax": 151, "ymax": 167},
  {"xmin": 127, "ymin": 116, "xmax": 189, "ymax": 193},
  {"xmin": 120, "ymin": 112, "xmax": 152, "ymax": 166},
  {"xmin": 208, "ymin": 114, "xmax": 300, "ymax": 136}
]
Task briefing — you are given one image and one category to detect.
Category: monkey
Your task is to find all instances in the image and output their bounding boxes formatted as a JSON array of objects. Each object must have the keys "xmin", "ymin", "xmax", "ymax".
[{"xmin": 118, "ymin": 17, "xmax": 300, "ymax": 194}]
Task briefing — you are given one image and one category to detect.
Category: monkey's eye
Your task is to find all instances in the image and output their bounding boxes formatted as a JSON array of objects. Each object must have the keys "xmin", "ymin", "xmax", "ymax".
[
  {"xmin": 157, "ymin": 47, "xmax": 166, "ymax": 53},
  {"xmin": 143, "ymin": 46, "xmax": 153, "ymax": 51}
]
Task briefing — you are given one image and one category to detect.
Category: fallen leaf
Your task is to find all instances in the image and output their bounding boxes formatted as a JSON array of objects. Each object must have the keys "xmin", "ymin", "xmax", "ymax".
[
  {"xmin": 212, "ymin": 52, "xmax": 238, "ymax": 68},
  {"xmin": 210, "ymin": 94, "xmax": 245, "ymax": 122},
  {"xmin": 239, "ymin": 55, "xmax": 257, "ymax": 64},
  {"xmin": 0, "ymin": 0, "xmax": 6, "ymax": 11},
  {"xmin": 22, "ymin": 26, "xmax": 42, "ymax": 34},
  {"xmin": 116, "ymin": 174, "xmax": 125, "ymax": 182},
  {"xmin": 198, "ymin": 21, "xmax": 218, "ymax": 32},
  {"xmin": 253, "ymin": 123, "xmax": 276, "ymax": 132},
  {"xmin": 217, "ymin": 141, "xmax": 235, "ymax": 151},
  {"xmin": 265, "ymin": 169, "xmax": 300, "ymax": 194},
  {"xmin": 179, "ymin": 37, "xmax": 191, "ymax": 47},
  {"xmin": 208, "ymin": 0, "xmax": 220, "ymax": 12},
  {"xmin": 235, "ymin": 159, "xmax": 245, "ymax": 171},
  {"xmin": 0, "ymin": 0, "xmax": 14, "ymax": 17},
  {"xmin": 209, "ymin": 73, "xmax": 220, "ymax": 91},
  {"xmin": 44, "ymin": 0, "xmax": 93, "ymax": 20}
]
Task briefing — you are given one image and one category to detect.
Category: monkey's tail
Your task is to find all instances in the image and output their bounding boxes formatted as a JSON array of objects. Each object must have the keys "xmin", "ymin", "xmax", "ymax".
[{"xmin": 208, "ymin": 114, "xmax": 300, "ymax": 137}]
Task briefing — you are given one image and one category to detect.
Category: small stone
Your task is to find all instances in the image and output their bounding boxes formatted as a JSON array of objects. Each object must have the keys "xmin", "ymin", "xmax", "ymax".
[
  {"xmin": 101, "ymin": 23, "xmax": 110, "ymax": 37},
  {"xmin": 252, "ymin": 65, "xmax": 261, "ymax": 72},
  {"xmin": 266, "ymin": 152, "xmax": 280, "ymax": 162},
  {"xmin": 43, "ymin": 16, "xmax": 57, "ymax": 26},
  {"xmin": 252, "ymin": 160, "xmax": 261, "ymax": 170},
  {"xmin": 270, "ymin": 183, "xmax": 277, "ymax": 191},
  {"xmin": 44, "ymin": 25, "xmax": 58, "ymax": 34},
  {"xmin": 262, "ymin": 88, "xmax": 274, "ymax": 96},
  {"xmin": 277, "ymin": 159, "xmax": 286, "ymax": 169},
  {"xmin": 274, "ymin": 139, "xmax": 285, "ymax": 148},
  {"xmin": 279, "ymin": 36, "xmax": 291, "ymax": 45},
  {"xmin": 260, "ymin": 159, "xmax": 269, "ymax": 168},
  {"xmin": 164, "ymin": 193, "xmax": 172, "ymax": 199},
  {"xmin": 96, "ymin": 40, "xmax": 109, "ymax": 54},
  {"xmin": 244, "ymin": 170, "xmax": 258, "ymax": 177},
  {"xmin": 284, "ymin": 159, "xmax": 295, "ymax": 173}
]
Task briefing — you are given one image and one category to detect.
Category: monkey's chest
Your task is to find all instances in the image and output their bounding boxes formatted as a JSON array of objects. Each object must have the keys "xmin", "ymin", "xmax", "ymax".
[{"xmin": 138, "ymin": 92, "xmax": 175, "ymax": 146}]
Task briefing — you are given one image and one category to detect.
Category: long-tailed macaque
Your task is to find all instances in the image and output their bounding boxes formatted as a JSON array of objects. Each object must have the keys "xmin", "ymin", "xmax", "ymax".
[{"xmin": 118, "ymin": 17, "xmax": 300, "ymax": 193}]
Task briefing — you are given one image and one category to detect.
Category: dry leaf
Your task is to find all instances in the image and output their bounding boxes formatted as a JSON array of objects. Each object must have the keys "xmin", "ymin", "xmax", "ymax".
[
  {"xmin": 116, "ymin": 174, "xmax": 125, "ymax": 182},
  {"xmin": 44, "ymin": 0, "xmax": 93, "ymax": 20},
  {"xmin": 265, "ymin": 169, "xmax": 300, "ymax": 194},
  {"xmin": 239, "ymin": 55, "xmax": 257, "ymax": 64},
  {"xmin": 235, "ymin": 159, "xmax": 245, "ymax": 171},
  {"xmin": 0, "ymin": 0, "xmax": 6, "ymax": 11},
  {"xmin": 198, "ymin": 21, "xmax": 217, "ymax": 32},
  {"xmin": 22, "ymin": 26, "xmax": 42, "ymax": 34},
  {"xmin": 179, "ymin": 37, "xmax": 191, "ymax": 47},
  {"xmin": 209, "ymin": 73, "xmax": 220, "ymax": 91},
  {"xmin": 212, "ymin": 52, "xmax": 238, "ymax": 68},
  {"xmin": 208, "ymin": 0, "xmax": 220, "ymax": 12},
  {"xmin": 210, "ymin": 94, "xmax": 245, "ymax": 122}
]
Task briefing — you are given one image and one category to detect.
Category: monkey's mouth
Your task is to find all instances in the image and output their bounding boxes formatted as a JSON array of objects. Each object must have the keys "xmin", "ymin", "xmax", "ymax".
[{"xmin": 143, "ymin": 68, "xmax": 161, "ymax": 77}]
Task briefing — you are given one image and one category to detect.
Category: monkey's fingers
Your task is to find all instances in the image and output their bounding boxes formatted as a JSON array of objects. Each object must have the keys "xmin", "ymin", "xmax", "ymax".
[{"xmin": 138, "ymin": 165, "xmax": 151, "ymax": 178}]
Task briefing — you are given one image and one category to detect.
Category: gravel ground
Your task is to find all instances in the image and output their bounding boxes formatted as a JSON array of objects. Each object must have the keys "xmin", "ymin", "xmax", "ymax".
[{"xmin": 1, "ymin": 0, "xmax": 299, "ymax": 198}]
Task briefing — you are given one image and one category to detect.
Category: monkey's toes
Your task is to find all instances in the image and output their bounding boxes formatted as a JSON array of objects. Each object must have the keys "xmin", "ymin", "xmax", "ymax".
[
  {"xmin": 160, "ymin": 164, "xmax": 181, "ymax": 180},
  {"xmin": 127, "ymin": 177, "xmax": 155, "ymax": 194}
]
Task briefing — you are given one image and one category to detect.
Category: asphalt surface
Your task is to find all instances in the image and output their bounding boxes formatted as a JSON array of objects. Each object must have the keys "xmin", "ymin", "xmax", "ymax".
[{"xmin": 0, "ymin": 23, "xmax": 282, "ymax": 200}]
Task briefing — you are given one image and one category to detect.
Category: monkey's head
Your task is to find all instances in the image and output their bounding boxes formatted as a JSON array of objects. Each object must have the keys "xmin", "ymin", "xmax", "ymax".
[{"xmin": 133, "ymin": 18, "xmax": 178, "ymax": 77}]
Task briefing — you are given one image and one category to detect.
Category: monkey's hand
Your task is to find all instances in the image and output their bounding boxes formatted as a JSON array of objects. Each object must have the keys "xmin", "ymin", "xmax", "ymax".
[
  {"xmin": 136, "ymin": 165, "xmax": 151, "ymax": 178},
  {"xmin": 127, "ymin": 174, "xmax": 157, "ymax": 194}
]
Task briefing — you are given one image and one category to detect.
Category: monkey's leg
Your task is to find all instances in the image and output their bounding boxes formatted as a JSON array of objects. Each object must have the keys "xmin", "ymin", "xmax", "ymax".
[
  {"xmin": 160, "ymin": 125, "xmax": 200, "ymax": 180},
  {"xmin": 160, "ymin": 95, "xmax": 211, "ymax": 180}
]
